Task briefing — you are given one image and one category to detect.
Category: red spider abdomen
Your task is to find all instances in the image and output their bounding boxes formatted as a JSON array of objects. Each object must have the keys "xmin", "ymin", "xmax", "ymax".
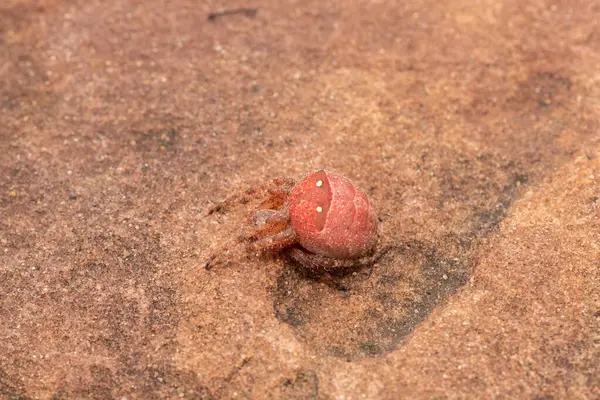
[{"xmin": 288, "ymin": 170, "xmax": 379, "ymax": 259}]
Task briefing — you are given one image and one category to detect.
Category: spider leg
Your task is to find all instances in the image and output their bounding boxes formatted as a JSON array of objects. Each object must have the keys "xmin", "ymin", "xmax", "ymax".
[
  {"xmin": 242, "ymin": 188, "xmax": 290, "ymax": 225},
  {"xmin": 255, "ymin": 188, "xmax": 291, "ymax": 211},
  {"xmin": 247, "ymin": 226, "xmax": 298, "ymax": 254},
  {"xmin": 204, "ymin": 236, "xmax": 244, "ymax": 270},
  {"xmin": 205, "ymin": 225, "xmax": 297, "ymax": 270},
  {"xmin": 207, "ymin": 177, "xmax": 295, "ymax": 215},
  {"xmin": 242, "ymin": 208, "xmax": 290, "ymax": 241}
]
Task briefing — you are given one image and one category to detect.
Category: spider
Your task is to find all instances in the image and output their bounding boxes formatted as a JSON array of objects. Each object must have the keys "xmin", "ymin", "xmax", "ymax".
[{"xmin": 205, "ymin": 170, "xmax": 383, "ymax": 270}]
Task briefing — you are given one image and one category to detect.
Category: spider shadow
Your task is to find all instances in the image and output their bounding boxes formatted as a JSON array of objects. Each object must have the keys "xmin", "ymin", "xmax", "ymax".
[{"xmin": 272, "ymin": 240, "xmax": 471, "ymax": 358}]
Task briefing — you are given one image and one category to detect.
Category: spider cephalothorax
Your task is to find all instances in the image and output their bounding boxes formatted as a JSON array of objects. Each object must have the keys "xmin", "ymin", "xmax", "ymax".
[{"xmin": 206, "ymin": 170, "xmax": 381, "ymax": 269}]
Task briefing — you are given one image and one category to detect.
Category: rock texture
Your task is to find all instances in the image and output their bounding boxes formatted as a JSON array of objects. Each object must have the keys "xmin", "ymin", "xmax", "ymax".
[{"xmin": 1, "ymin": 0, "xmax": 599, "ymax": 399}]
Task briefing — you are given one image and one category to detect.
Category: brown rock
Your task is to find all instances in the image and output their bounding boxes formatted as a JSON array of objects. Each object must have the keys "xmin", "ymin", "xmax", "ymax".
[{"xmin": 1, "ymin": 0, "xmax": 598, "ymax": 398}]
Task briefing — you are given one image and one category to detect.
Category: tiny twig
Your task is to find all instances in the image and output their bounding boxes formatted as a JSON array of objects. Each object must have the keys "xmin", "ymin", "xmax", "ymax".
[{"xmin": 208, "ymin": 8, "xmax": 258, "ymax": 21}]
